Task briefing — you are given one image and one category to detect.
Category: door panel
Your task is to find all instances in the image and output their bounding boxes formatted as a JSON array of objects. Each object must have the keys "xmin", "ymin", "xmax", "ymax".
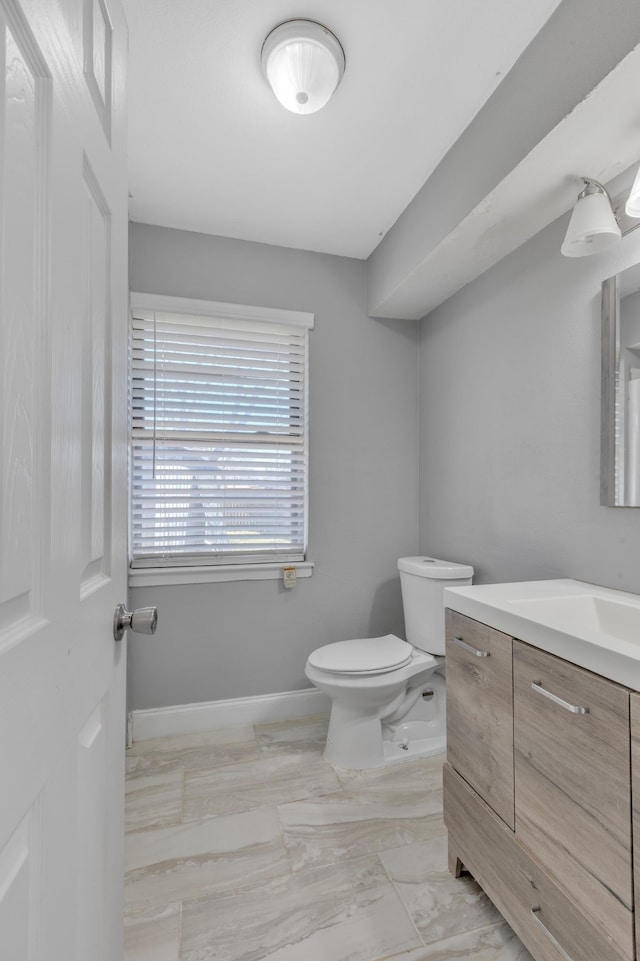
[
  {"xmin": 0, "ymin": 5, "xmax": 50, "ymax": 641},
  {"xmin": 80, "ymin": 156, "xmax": 110, "ymax": 591},
  {"xmin": 0, "ymin": 804, "xmax": 43, "ymax": 958},
  {"xmin": 0, "ymin": 0, "xmax": 128, "ymax": 958},
  {"xmin": 76, "ymin": 700, "xmax": 109, "ymax": 959},
  {"xmin": 84, "ymin": 0, "xmax": 112, "ymax": 137}
]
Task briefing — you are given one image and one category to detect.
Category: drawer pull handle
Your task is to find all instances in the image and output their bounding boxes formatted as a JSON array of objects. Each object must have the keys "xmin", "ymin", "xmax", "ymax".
[
  {"xmin": 530, "ymin": 907, "xmax": 576, "ymax": 961},
  {"xmin": 451, "ymin": 635, "xmax": 490, "ymax": 658},
  {"xmin": 531, "ymin": 682, "xmax": 589, "ymax": 715}
]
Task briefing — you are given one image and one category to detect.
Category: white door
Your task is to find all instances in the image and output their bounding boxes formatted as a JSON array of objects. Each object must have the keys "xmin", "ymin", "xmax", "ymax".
[{"xmin": 0, "ymin": 0, "xmax": 128, "ymax": 958}]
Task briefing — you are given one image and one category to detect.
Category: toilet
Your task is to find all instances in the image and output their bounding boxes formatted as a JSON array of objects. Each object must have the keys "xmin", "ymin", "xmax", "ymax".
[{"xmin": 304, "ymin": 556, "xmax": 473, "ymax": 769}]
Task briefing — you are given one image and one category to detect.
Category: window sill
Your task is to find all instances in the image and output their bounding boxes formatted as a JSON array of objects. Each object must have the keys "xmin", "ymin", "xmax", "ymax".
[{"xmin": 128, "ymin": 561, "xmax": 315, "ymax": 588}]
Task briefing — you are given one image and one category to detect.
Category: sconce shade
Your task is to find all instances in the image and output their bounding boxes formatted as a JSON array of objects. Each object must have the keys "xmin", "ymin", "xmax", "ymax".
[
  {"xmin": 261, "ymin": 20, "xmax": 345, "ymax": 115},
  {"xmin": 625, "ymin": 165, "xmax": 640, "ymax": 218},
  {"xmin": 561, "ymin": 181, "xmax": 621, "ymax": 257}
]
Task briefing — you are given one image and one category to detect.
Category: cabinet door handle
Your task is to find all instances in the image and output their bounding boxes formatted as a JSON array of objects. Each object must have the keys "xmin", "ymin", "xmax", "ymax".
[
  {"xmin": 530, "ymin": 907, "xmax": 576, "ymax": 961},
  {"xmin": 531, "ymin": 682, "xmax": 589, "ymax": 715},
  {"xmin": 451, "ymin": 635, "xmax": 490, "ymax": 658}
]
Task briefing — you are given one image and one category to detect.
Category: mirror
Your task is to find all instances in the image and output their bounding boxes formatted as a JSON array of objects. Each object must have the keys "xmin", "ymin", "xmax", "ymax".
[{"xmin": 601, "ymin": 264, "xmax": 640, "ymax": 505}]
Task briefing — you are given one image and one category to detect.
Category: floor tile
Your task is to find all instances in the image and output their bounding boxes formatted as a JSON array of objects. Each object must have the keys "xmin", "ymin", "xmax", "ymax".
[
  {"xmin": 181, "ymin": 855, "xmax": 421, "ymax": 961},
  {"xmin": 336, "ymin": 753, "xmax": 444, "ymax": 794},
  {"xmin": 125, "ymin": 769, "xmax": 184, "ymax": 834},
  {"xmin": 381, "ymin": 834, "xmax": 503, "ymax": 944},
  {"xmin": 127, "ymin": 725, "xmax": 257, "ymax": 757},
  {"xmin": 255, "ymin": 713, "xmax": 329, "ymax": 756},
  {"xmin": 125, "ymin": 806, "xmax": 291, "ymax": 908},
  {"xmin": 183, "ymin": 751, "xmax": 341, "ymax": 820},
  {"xmin": 124, "ymin": 902, "xmax": 182, "ymax": 961},
  {"xmin": 398, "ymin": 922, "xmax": 534, "ymax": 960},
  {"xmin": 126, "ymin": 726, "xmax": 260, "ymax": 775},
  {"xmin": 126, "ymin": 753, "xmax": 185, "ymax": 778},
  {"xmin": 278, "ymin": 781, "xmax": 444, "ymax": 871},
  {"xmin": 122, "ymin": 723, "xmax": 531, "ymax": 961}
]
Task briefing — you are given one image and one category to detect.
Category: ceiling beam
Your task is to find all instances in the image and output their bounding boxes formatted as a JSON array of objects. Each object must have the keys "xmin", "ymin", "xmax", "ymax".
[{"xmin": 367, "ymin": 0, "xmax": 640, "ymax": 320}]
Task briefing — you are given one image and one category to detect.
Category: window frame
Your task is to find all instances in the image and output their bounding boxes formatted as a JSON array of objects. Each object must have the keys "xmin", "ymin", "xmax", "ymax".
[{"xmin": 128, "ymin": 292, "xmax": 314, "ymax": 586}]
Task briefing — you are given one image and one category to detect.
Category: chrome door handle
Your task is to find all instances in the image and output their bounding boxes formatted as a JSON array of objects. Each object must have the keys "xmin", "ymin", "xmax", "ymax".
[
  {"xmin": 530, "ymin": 907, "xmax": 576, "ymax": 961},
  {"xmin": 113, "ymin": 603, "xmax": 158, "ymax": 641},
  {"xmin": 451, "ymin": 635, "xmax": 490, "ymax": 657},
  {"xmin": 531, "ymin": 681, "xmax": 589, "ymax": 715}
]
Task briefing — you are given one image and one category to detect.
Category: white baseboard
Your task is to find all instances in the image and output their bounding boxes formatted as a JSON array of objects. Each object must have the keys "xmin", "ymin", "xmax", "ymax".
[{"xmin": 130, "ymin": 687, "xmax": 330, "ymax": 742}]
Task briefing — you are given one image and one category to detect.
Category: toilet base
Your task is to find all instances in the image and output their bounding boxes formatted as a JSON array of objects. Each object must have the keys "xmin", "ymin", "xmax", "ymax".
[
  {"xmin": 323, "ymin": 672, "xmax": 447, "ymax": 770},
  {"xmin": 381, "ymin": 672, "xmax": 446, "ymax": 763},
  {"xmin": 324, "ymin": 719, "xmax": 446, "ymax": 769},
  {"xmin": 382, "ymin": 725, "xmax": 446, "ymax": 764},
  {"xmin": 323, "ymin": 704, "xmax": 386, "ymax": 769}
]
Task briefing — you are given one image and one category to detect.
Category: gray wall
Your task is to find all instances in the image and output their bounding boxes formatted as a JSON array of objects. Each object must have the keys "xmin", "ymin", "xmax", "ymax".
[
  {"xmin": 417, "ymin": 214, "xmax": 640, "ymax": 591},
  {"xmin": 368, "ymin": 0, "xmax": 640, "ymax": 317},
  {"xmin": 128, "ymin": 223, "xmax": 419, "ymax": 710}
]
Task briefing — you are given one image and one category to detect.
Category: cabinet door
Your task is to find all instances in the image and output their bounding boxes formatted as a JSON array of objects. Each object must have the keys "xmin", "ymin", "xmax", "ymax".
[
  {"xmin": 630, "ymin": 693, "xmax": 640, "ymax": 954},
  {"xmin": 445, "ymin": 763, "xmax": 627, "ymax": 961},
  {"xmin": 514, "ymin": 641, "xmax": 633, "ymax": 958},
  {"xmin": 445, "ymin": 610, "xmax": 514, "ymax": 829}
]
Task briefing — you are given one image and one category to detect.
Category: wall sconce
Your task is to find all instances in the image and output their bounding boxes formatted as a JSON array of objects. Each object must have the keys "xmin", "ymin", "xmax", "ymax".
[
  {"xmin": 261, "ymin": 20, "xmax": 345, "ymax": 115},
  {"xmin": 561, "ymin": 179, "xmax": 621, "ymax": 258},
  {"xmin": 625, "ymin": 165, "xmax": 640, "ymax": 218}
]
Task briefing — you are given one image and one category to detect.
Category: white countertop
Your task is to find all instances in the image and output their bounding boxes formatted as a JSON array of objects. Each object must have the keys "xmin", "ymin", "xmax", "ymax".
[{"xmin": 444, "ymin": 578, "xmax": 640, "ymax": 691}]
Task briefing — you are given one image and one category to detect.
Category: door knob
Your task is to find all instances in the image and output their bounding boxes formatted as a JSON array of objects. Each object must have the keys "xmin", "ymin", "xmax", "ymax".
[{"xmin": 113, "ymin": 603, "xmax": 158, "ymax": 641}]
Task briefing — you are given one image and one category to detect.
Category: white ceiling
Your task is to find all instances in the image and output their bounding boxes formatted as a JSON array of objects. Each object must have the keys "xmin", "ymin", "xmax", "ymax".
[{"xmin": 124, "ymin": 0, "xmax": 564, "ymax": 260}]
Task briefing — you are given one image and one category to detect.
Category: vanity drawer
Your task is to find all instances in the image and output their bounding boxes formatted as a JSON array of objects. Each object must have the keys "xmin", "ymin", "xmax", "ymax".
[
  {"xmin": 513, "ymin": 640, "xmax": 633, "ymax": 957},
  {"xmin": 445, "ymin": 610, "xmax": 514, "ymax": 828},
  {"xmin": 444, "ymin": 763, "xmax": 631, "ymax": 961}
]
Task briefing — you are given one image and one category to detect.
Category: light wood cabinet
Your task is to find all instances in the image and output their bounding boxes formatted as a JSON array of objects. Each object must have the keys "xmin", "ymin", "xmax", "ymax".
[
  {"xmin": 445, "ymin": 610, "xmax": 514, "ymax": 828},
  {"xmin": 630, "ymin": 694, "xmax": 640, "ymax": 954},
  {"xmin": 444, "ymin": 611, "xmax": 637, "ymax": 961},
  {"xmin": 514, "ymin": 641, "xmax": 633, "ymax": 957},
  {"xmin": 445, "ymin": 764, "xmax": 625, "ymax": 961}
]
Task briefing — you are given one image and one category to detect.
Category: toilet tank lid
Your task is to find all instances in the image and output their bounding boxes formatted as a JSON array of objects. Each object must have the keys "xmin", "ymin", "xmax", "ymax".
[{"xmin": 397, "ymin": 556, "xmax": 474, "ymax": 579}]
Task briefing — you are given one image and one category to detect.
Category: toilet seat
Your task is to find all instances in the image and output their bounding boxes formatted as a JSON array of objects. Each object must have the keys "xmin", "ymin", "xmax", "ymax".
[{"xmin": 307, "ymin": 634, "xmax": 415, "ymax": 676}]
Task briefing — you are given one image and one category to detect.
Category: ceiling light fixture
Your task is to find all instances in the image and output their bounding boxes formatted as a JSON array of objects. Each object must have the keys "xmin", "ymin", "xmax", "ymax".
[
  {"xmin": 261, "ymin": 19, "xmax": 345, "ymax": 115},
  {"xmin": 561, "ymin": 179, "xmax": 621, "ymax": 258}
]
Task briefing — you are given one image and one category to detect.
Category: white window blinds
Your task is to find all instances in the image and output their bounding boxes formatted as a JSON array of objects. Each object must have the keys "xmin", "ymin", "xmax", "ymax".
[{"xmin": 130, "ymin": 303, "xmax": 310, "ymax": 568}]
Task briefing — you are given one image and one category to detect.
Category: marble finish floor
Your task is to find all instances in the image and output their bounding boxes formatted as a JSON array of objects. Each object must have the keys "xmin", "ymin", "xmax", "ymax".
[{"xmin": 124, "ymin": 715, "xmax": 533, "ymax": 961}]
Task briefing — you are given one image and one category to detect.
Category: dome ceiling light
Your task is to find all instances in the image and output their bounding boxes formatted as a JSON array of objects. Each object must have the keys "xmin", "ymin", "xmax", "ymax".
[{"xmin": 261, "ymin": 19, "xmax": 346, "ymax": 115}]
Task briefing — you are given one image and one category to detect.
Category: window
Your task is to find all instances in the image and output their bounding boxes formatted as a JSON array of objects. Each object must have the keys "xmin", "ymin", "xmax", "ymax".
[{"xmin": 129, "ymin": 294, "xmax": 313, "ymax": 579}]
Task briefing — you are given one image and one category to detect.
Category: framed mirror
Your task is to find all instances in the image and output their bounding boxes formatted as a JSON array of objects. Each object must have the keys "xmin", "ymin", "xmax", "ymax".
[{"xmin": 601, "ymin": 264, "xmax": 640, "ymax": 506}]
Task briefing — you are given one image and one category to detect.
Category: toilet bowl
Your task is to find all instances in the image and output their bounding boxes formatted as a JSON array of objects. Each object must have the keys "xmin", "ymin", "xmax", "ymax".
[{"xmin": 304, "ymin": 556, "xmax": 473, "ymax": 769}]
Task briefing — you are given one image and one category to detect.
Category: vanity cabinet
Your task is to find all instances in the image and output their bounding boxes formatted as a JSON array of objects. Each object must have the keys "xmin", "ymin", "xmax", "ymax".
[
  {"xmin": 631, "ymin": 695, "xmax": 640, "ymax": 952},
  {"xmin": 445, "ymin": 611, "xmax": 514, "ymax": 828},
  {"xmin": 444, "ymin": 610, "xmax": 637, "ymax": 961}
]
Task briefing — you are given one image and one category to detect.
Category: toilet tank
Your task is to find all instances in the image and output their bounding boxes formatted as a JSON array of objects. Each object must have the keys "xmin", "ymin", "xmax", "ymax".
[{"xmin": 398, "ymin": 556, "xmax": 474, "ymax": 655}]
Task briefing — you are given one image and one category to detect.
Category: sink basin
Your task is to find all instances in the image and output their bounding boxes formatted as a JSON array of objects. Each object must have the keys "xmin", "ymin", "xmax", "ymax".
[
  {"xmin": 443, "ymin": 578, "xmax": 640, "ymax": 691},
  {"xmin": 508, "ymin": 593, "xmax": 640, "ymax": 644}
]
